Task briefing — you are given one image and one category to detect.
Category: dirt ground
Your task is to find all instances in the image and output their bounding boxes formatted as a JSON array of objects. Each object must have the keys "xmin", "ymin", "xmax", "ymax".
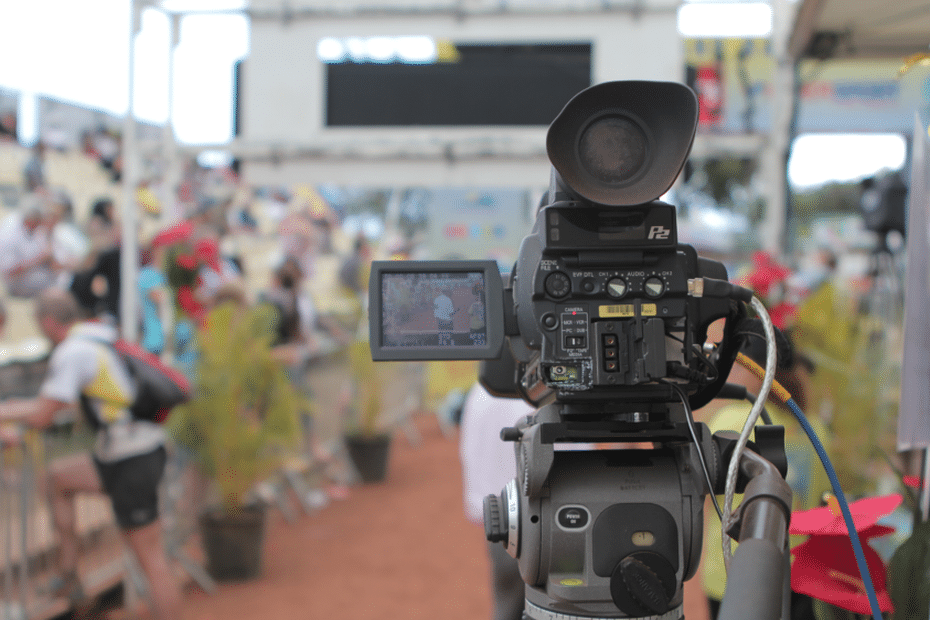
[
  {"xmin": 167, "ymin": 414, "xmax": 711, "ymax": 620},
  {"xmin": 179, "ymin": 414, "xmax": 493, "ymax": 620}
]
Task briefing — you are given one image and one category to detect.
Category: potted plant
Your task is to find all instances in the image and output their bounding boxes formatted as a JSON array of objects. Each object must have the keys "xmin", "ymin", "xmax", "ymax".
[
  {"xmin": 168, "ymin": 301, "xmax": 306, "ymax": 580},
  {"xmin": 343, "ymin": 338, "xmax": 394, "ymax": 483}
]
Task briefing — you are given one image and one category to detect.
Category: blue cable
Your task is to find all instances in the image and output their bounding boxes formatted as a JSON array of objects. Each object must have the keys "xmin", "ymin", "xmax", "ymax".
[{"xmin": 785, "ymin": 397, "xmax": 884, "ymax": 620}]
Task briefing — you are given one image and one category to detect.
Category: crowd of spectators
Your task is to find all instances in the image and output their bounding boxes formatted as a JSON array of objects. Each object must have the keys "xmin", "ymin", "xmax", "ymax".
[
  {"xmin": 0, "ymin": 139, "xmax": 364, "ymax": 350},
  {"xmin": 0, "ymin": 134, "xmax": 376, "ymax": 619}
]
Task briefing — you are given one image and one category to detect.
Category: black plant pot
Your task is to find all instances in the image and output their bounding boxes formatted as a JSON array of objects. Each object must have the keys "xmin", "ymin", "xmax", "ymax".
[
  {"xmin": 199, "ymin": 504, "xmax": 267, "ymax": 581},
  {"xmin": 345, "ymin": 433, "xmax": 392, "ymax": 483}
]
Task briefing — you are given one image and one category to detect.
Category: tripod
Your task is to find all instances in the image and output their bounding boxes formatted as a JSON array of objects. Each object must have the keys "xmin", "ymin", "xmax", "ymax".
[{"xmin": 848, "ymin": 235, "xmax": 905, "ymax": 479}]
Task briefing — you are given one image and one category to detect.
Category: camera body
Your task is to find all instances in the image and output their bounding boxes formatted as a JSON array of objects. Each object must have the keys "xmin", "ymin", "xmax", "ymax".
[
  {"xmin": 369, "ymin": 81, "xmax": 746, "ymax": 619},
  {"xmin": 510, "ymin": 199, "xmax": 730, "ymax": 411}
]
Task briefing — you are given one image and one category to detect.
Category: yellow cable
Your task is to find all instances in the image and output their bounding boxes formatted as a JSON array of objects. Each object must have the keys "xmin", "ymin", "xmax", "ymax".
[{"xmin": 735, "ymin": 352, "xmax": 793, "ymax": 405}]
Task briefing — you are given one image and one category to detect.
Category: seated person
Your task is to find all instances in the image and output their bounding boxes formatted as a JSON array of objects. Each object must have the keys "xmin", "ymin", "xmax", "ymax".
[{"xmin": 0, "ymin": 197, "xmax": 58, "ymax": 297}]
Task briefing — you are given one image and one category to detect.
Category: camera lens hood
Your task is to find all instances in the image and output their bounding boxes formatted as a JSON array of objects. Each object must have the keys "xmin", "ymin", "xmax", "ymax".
[{"xmin": 546, "ymin": 80, "xmax": 698, "ymax": 207}]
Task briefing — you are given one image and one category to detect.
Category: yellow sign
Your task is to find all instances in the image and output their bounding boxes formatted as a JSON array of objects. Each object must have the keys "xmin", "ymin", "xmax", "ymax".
[
  {"xmin": 599, "ymin": 304, "xmax": 658, "ymax": 318},
  {"xmin": 560, "ymin": 578, "xmax": 585, "ymax": 587},
  {"xmin": 599, "ymin": 304, "xmax": 635, "ymax": 318}
]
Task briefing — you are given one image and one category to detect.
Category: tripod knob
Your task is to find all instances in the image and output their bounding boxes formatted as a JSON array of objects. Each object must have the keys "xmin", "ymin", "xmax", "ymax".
[
  {"xmin": 610, "ymin": 551, "xmax": 676, "ymax": 616},
  {"xmin": 483, "ymin": 492, "xmax": 508, "ymax": 544}
]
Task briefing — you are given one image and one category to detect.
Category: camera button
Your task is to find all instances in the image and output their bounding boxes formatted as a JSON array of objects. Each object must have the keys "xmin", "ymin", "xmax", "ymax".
[
  {"xmin": 542, "ymin": 313, "xmax": 559, "ymax": 330},
  {"xmin": 557, "ymin": 506, "xmax": 590, "ymax": 530}
]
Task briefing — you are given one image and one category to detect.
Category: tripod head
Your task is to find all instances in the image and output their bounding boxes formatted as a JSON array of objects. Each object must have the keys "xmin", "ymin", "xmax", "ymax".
[{"xmin": 483, "ymin": 401, "xmax": 789, "ymax": 619}]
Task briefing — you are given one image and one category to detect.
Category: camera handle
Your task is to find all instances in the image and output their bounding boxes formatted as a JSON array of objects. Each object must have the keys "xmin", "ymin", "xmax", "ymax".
[{"xmin": 715, "ymin": 448, "xmax": 793, "ymax": 620}]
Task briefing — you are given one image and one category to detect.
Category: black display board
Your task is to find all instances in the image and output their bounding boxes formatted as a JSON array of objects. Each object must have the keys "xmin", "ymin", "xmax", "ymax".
[{"xmin": 325, "ymin": 43, "xmax": 591, "ymax": 127}]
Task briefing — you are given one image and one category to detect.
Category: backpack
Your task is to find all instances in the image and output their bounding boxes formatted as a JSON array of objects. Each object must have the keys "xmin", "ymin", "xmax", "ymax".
[{"xmin": 80, "ymin": 337, "xmax": 192, "ymax": 425}]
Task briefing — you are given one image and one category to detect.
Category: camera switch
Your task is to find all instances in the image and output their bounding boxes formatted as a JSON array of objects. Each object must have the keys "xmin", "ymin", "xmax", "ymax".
[{"xmin": 564, "ymin": 336, "xmax": 586, "ymax": 349}]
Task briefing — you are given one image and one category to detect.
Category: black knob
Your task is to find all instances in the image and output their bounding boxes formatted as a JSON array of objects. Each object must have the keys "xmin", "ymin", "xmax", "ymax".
[
  {"xmin": 610, "ymin": 552, "xmax": 676, "ymax": 616},
  {"xmin": 643, "ymin": 276, "xmax": 665, "ymax": 298},
  {"xmin": 544, "ymin": 272, "xmax": 571, "ymax": 298},
  {"xmin": 607, "ymin": 277, "xmax": 628, "ymax": 298},
  {"xmin": 501, "ymin": 427, "xmax": 522, "ymax": 442},
  {"xmin": 483, "ymin": 493, "xmax": 508, "ymax": 544},
  {"xmin": 541, "ymin": 312, "xmax": 559, "ymax": 330}
]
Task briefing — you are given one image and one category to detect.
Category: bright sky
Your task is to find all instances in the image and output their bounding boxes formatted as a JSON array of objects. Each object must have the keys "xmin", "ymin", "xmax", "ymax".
[
  {"xmin": 0, "ymin": 0, "xmax": 248, "ymax": 145},
  {"xmin": 789, "ymin": 133, "xmax": 908, "ymax": 189},
  {"xmin": 0, "ymin": 0, "xmax": 910, "ymax": 189}
]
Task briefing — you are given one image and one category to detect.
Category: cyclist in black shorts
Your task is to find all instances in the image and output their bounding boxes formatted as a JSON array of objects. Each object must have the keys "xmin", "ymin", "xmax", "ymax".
[{"xmin": 0, "ymin": 289, "xmax": 182, "ymax": 620}]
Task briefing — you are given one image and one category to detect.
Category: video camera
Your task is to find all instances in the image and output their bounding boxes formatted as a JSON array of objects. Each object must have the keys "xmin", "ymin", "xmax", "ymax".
[{"xmin": 369, "ymin": 81, "xmax": 790, "ymax": 620}]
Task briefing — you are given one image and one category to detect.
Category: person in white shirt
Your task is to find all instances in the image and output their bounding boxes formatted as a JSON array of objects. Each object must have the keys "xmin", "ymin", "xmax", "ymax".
[
  {"xmin": 459, "ymin": 381, "xmax": 533, "ymax": 620},
  {"xmin": 434, "ymin": 291, "xmax": 455, "ymax": 325},
  {"xmin": 0, "ymin": 198, "xmax": 58, "ymax": 297},
  {"xmin": 0, "ymin": 289, "xmax": 182, "ymax": 620}
]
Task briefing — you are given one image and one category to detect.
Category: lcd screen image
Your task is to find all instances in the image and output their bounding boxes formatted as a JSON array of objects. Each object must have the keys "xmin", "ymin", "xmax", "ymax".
[{"xmin": 380, "ymin": 272, "xmax": 487, "ymax": 350}]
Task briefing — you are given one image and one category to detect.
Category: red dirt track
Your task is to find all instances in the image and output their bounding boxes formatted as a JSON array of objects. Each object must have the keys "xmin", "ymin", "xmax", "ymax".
[{"xmin": 181, "ymin": 414, "xmax": 493, "ymax": 620}]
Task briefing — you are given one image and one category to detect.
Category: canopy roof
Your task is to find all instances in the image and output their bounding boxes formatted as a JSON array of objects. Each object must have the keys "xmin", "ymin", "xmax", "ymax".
[{"xmin": 790, "ymin": 0, "xmax": 930, "ymax": 60}]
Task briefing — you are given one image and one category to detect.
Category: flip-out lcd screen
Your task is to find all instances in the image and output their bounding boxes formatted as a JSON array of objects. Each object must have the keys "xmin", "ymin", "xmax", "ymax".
[{"xmin": 369, "ymin": 261, "xmax": 504, "ymax": 361}]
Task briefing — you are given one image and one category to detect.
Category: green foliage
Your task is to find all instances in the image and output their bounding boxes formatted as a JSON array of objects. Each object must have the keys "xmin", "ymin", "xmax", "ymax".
[
  {"xmin": 168, "ymin": 303, "xmax": 307, "ymax": 514},
  {"xmin": 346, "ymin": 339, "xmax": 388, "ymax": 437},
  {"xmin": 163, "ymin": 243, "xmax": 199, "ymax": 290},
  {"xmin": 888, "ymin": 520, "xmax": 930, "ymax": 620},
  {"xmin": 791, "ymin": 182, "xmax": 864, "ymax": 238},
  {"xmin": 701, "ymin": 157, "xmax": 756, "ymax": 204},
  {"xmin": 793, "ymin": 282, "xmax": 900, "ymax": 493}
]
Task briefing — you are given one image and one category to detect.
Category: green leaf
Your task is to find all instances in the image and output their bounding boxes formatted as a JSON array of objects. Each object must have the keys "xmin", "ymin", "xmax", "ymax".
[{"xmin": 889, "ymin": 520, "xmax": 930, "ymax": 620}]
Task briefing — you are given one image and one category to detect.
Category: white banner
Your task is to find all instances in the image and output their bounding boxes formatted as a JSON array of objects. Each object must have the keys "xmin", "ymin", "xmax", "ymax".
[{"xmin": 898, "ymin": 113, "xmax": 930, "ymax": 450}]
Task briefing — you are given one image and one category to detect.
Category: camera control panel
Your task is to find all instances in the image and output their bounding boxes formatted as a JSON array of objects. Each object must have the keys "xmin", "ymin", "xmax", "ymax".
[{"xmin": 534, "ymin": 260, "xmax": 690, "ymax": 393}]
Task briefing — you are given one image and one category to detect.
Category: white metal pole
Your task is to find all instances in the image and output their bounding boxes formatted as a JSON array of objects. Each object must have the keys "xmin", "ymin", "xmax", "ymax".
[
  {"xmin": 161, "ymin": 12, "xmax": 181, "ymax": 225},
  {"xmin": 120, "ymin": 0, "xmax": 141, "ymax": 342},
  {"xmin": 760, "ymin": 0, "xmax": 797, "ymax": 254}
]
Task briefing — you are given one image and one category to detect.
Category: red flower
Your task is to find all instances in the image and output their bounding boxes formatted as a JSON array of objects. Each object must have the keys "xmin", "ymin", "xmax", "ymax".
[
  {"xmin": 176, "ymin": 254, "xmax": 198, "ymax": 271},
  {"xmin": 790, "ymin": 494, "xmax": 901, "ymax": 537},
  {"xmin": 177, "ymin": 285, "xmax": 205, "ymax": 320},
  {"xmin": 769, "ymin": 301, "xmax": 798, "ymax": 331},
  {"xmin": 789, "ymin": 494, "xmax": 901, "ymax": 615},
  {"xmin": 791, "ymin": 536, "xmax": 893, "ymax": 614},
  {"xmin": 150, "ymin": 220, "xmax": 194, "ymax": 248},
  {"xmin": 903, "ymin": 475, "xmax": 922, "ymax": 488},
  {"xmin": 742, "ymin": 251, "xmax": 792, "ymax": 299},
  {"xmin": 194, "ymin": 238, "xmax": 221, "ymax": 273}
]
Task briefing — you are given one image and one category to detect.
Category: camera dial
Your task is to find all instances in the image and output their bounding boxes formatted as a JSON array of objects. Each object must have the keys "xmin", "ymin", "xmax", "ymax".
[
  {"xmin": 545, "ymin": 272, "xmax": 572, "ymax": 298},
  {"xmin": 606, "ymin": 277, "xmax": 628, "ymax": 298}
]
